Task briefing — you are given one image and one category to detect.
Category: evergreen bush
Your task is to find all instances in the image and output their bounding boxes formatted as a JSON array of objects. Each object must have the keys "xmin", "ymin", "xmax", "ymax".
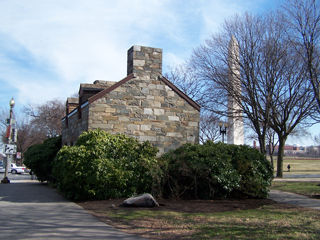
[
  {"xmin": 24, "ymin": 136, "xmax": 61, "ymax": 182},
  {"xmin": 160, "ymin": 141, "xmax": 273, "ymax": 199},
  {"xmin": 52, "ymin": 129, "xmax": 159, "ymax": 201}
]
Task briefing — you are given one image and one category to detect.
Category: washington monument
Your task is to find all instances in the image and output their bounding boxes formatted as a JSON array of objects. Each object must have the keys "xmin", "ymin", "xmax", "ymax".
[{"xmin": 227, "ymin": 36, "xmax": 244, "ymax": 145}]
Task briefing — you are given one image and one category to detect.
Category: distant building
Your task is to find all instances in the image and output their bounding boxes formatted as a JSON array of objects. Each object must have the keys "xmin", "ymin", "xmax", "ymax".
[{"xmin": 253, "ymin": 141, "xmax": 306, "ymax": 156}]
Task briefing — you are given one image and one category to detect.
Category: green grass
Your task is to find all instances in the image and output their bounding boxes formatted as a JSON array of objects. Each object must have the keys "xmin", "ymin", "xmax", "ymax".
[
  {"xmin": 272, "ymin": 182, "xmax": 320, "ymax": 196},
  {"xmin": 100, "ymin": 205, "xmax": 320, "ymax": 239},
  {"xmin": 271, "ymin": 157, "xmax": 320, "ymax": 175}
]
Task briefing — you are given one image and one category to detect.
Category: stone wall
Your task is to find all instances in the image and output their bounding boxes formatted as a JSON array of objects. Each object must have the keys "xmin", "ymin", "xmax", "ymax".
[
  {"xmin": 88, "ymin": 45, "xmax": 199, "ymax": 154},
  {"xmin": 62, "ymin": 45, "xmax": 200, "ymax": 154},
  {"xmin": 62, "ymin": 104, "xmax": 89, "ymax": 146},
  {"xmin": 88, "ymin": 76, "xmax": 199, "ymax": 154}
]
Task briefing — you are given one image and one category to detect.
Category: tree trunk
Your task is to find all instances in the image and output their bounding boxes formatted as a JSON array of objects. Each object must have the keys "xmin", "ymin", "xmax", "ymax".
[
  {"xmin": 259, "ymin": 137, "xmax": 267, "ymax": 159},
  {"xmin": 269, "ymin": 144, "xmax": 274, "ymax": 169},
  {"xmin": 276, "ymin": 137, "xmax": 286, "ymax": 178}
]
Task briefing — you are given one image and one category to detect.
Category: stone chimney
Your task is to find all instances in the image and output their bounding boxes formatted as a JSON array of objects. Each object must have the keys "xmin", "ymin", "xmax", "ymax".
[{"xmin": 127, "ymin": 45, "xmax": 162, "ymax": 79}]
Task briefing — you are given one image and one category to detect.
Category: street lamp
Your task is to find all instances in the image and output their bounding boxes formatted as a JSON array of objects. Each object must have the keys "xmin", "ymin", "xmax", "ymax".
[
  {"xmin": 219, "ymin": 122, "xmax": 228, "ymax": 143},
  {"xmin": 1, "ymin": 98, "xmax": 15, "ymax": 184}
]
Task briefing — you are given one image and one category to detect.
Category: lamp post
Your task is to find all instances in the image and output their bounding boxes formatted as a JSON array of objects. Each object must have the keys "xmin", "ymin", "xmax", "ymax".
[
  {"xmin": 219, "ymin": 122, "xmax": 228, "ymax": 143},
  {"xmin": 1, "ymin": 98, "xmax": 15, "ymax": 184}
]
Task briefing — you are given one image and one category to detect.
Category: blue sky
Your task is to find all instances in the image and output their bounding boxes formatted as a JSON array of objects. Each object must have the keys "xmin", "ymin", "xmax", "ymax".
[{"xmin": 0, "ymin": 0, "xmax": 318, "ymax": 146}]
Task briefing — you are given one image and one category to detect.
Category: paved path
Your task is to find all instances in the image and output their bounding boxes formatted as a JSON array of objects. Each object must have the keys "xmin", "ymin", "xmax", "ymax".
[
  {"xmin": 0, "ymin": 181, "xmax": 147, "ymax": 240},
  {"xmin": 269, "ymin": 189, "xmax": 320, "ymax": 210},
  {"xmin": 274, "ymin": 174, "xmax": 320, "ymax": 179},
  {"xmin": 269, "ymin": 176, "xmax": 320, "ymax": 210},
  {"xmin": 282, "ymin": 174, "xmax": 320, "ymax": 178},
  {"xmin": 273, "ymin": 177, "xmax": 320, "ymax": 182}
]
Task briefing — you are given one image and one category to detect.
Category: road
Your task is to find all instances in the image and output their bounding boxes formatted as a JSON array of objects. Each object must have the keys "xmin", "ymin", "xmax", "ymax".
[{"xmin": 0, "ymin": 172, "xmax": 32, "ymax": 181}]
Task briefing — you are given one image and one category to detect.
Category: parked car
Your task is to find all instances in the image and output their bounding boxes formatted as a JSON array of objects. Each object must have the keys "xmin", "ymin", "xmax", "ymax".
[{"xmin": 0, "ymin": 163, "xmax": 25, "ymax": 174}]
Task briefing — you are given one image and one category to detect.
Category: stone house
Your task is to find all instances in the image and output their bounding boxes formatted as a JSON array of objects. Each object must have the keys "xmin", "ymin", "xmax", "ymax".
[{"xmin": 62, "ymin": 45, "xmax": 200, "ymax": 155}]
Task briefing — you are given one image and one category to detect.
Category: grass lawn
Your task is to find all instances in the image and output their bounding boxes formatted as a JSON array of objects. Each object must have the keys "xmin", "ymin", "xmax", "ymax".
[
  {"xmin": 272, "ymin": 157, "xmax": 320, "ymax": 175},
  {"xmin": 271, "ymin": 181, "xmax": 320, "ymax": 197},
  {"xmin": 87, "ymin": 203, "xmax": 320, "ymax": 239}
]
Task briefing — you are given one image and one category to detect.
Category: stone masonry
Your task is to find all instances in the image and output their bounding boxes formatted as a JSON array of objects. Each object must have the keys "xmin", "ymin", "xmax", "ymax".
[{"xmin": 62, "ymin": 45, "xmax": 200, "ymax": 155}]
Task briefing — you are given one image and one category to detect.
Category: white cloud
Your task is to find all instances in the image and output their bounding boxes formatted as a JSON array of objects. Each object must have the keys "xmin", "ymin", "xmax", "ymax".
[
  {"xmin": 0, "ymin": 0, "xmax": 278, "ymax": 108},
  {"xmin": 1, "ymin": 0, "xmax": 319, "ymax": 146}
]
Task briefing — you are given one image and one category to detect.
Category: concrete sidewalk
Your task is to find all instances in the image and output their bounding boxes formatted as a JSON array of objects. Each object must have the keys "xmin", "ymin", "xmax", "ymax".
[
  {"xmin": 273, "ymin": 177, "xmax": 320, "ymax": 182},
  {"xmin": 268, "ymin": 189, "xmax": 320, "ymax": 210},
  {"xmin": 0, "ymin": 181, "xmax": 147, "ymax": 240},
  {"xmin": 269, "ymin": 176, "xmax": 320, "ymax": 209}
]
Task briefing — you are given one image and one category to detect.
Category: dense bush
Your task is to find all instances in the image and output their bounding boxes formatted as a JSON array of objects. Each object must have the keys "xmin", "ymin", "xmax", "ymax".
[
  {"xmin": 160, "ymin": 141, "xmax": 273, "ymax": 199},
  {"xmin": 226, "ymin": 143, "xmax": 274, "ymax": 198},
  {"xmin": 52, "ymin": 129, "xmax": 159, "ymax": 201},
  {"xmin": 24, "ymin": 136, "xmax": 61, "ymax": 182}
]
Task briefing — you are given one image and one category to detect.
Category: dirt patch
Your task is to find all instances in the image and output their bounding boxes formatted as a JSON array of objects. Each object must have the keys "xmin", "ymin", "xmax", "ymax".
[{"xmin": 78, "ymin": 197, "xmax": 275, "ymax": 213}]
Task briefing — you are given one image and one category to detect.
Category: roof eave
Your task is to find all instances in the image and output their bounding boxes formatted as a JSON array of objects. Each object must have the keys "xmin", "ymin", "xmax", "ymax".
[
  {"xmin": 88, "ymin": 73, "xmax": 136, "ymax": 104},
  {"xmin": 161, "ymin": 76, "xmax": 201, "ymax": 111}
]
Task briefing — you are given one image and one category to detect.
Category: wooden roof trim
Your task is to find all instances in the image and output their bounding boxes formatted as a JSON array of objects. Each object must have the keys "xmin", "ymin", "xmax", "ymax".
[
  {"xmin": 88, "ymin": 74, "xmax": 135, "ymax": 104},
  {"xmin": 161, "ymin": 76, "xmax": 201, "ymax": 111}
]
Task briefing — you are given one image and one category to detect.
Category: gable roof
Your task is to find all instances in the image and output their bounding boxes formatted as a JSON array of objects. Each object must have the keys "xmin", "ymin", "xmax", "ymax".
[
  {"xmin": 79, "ymin": 80, "xmax": 117, "ymax": 96},
  {"xmin": 88, "ymin": 74, "xmax": 135, "ymax": 104},
  {"xmin": 87, "ymin": 73, "xmax": 201, "ymax": 111},
  {"xmin": 67, "ymin": 98, "xmax": 79, "ymax": 104}
]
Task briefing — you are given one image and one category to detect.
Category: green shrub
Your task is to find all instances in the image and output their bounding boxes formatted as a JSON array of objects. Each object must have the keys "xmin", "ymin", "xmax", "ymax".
[
  {"xmin": 24, "ymin": 136, "xmax": 61, "ymax": 182},
  {"xmin": 160, "ymin": 141, "xmax": 273, "ymax": 199},
  {"xmin": 52, "ymin": 129, "xmax": 159, "ymax": 201},
  {"xmin": 226, "ymin": 144, "xmax": 274, "ymax": 198}
]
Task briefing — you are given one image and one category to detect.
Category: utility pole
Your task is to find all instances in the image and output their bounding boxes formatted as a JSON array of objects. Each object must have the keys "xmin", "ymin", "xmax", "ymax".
[{"xmin": 1, "ymin": 98, "xmax": 16, "ymax": 184}]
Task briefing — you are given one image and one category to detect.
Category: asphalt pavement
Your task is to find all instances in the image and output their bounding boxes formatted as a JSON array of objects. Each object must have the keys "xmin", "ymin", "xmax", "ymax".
[{"xmin": 0, "ymin": 180, "xmax": 147, "ymax": 240}]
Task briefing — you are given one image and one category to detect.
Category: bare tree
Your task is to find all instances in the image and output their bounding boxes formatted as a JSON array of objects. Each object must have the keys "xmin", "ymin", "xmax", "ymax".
[
  {"xmin": 23, "ymin": 98, "xmax": 65, "ymax": 137},
  {"xmin": 14, "ymin": 115, "xmax": 47, "ymax": 164},
  {"xmin": 266, "ymin": 128, "xmax": 278, "ymax": 169},
  {"xmin": 282, "ymin": 0, "xmax": 320, "ymax": 116},
  {"xmin": 190, "ymin": 12, "xmax": 279, "ymax": 155},
  {"xmin": 165, "ymin": 63, "xmax": 210, "ymax": 107},
  {"xmin": 1, "ymin": 98, "xmax": 65, "ymax": 163},
  {"xmin": 315, "ymin": 133, "xmax": 320, "ymax": 144},
  {"xmin": 189, "ymin": 11, "xmax": 317, "ymax": 177},
  {"xmin": 0, "ymin": 107, "xmax": 9, "ymax": 144},
  {"xmin": 306, "ymin": 145, "xmax": 320, "ymax": 157},
  {"xmin": 0, "ymin": 109, "xmax": 46, "ymax": 164},
  {"xmin": 199, "ymin": 112, "xmax": 221, "ymax": 144},
  {"xmin": 267, "ymin": 47, "xmax": 316, "ymax": 176}
]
